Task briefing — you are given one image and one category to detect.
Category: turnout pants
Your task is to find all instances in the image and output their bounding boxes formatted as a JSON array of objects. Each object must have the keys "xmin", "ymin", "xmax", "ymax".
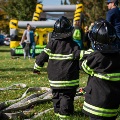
[
  {"xmin": 52, "ymin": 88, "xmax": 76, "ymax": 116},
  {"xmin": 82, "ymin": 78, "xmax": 120, "ymax": 120}
]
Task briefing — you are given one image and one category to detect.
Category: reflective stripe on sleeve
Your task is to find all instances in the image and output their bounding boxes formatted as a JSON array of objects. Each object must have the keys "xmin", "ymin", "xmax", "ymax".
[
  {"xmin": 44, "ymin": 48, "xmax": 73, "ymax": 60},
  {"xmin": 80, "ymin": 49, "xmax": 94, "ymax": 60},
  {"xmin": 49, "ymin": 54, "xmax": 73, "ymax": 60},
  {"xmin": 82, "ymin": 60, "xmax": 120, "ymax": 81},
  {"xmin": 34, "ymin": 63, "xmax": 41, "ymax": 71},
  {"xmin": 80, "ymin": 50, "xmax": 84, "ymax": 60},
  {"xmin": 44, "ymin": 48, "xmax": 51, "ymax": 55}
]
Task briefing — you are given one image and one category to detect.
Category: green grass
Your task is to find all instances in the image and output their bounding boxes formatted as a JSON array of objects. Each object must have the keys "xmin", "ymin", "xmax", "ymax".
[{"xmin": 0, "ymin": 46, "xmax": 120, "ymax": 120}]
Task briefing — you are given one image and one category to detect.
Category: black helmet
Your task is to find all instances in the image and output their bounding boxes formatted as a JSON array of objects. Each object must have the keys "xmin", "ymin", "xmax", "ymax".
[
  {"xmin": 89, "ymin": 18, "xmax": 120, "ymax": 53},
  {"xmin": 51, "ymin": 16, "xmax": 73, "ymax": 39}
]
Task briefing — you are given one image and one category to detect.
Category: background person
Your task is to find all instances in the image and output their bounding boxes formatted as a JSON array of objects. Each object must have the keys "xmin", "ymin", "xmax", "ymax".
[
  {"xmin": 29, "ymin": 25, "xmax": 36, "ymax": 58},
  {"xmin": 106, "ymin": 0, "xmax": 120, "ymax": 38},
  {"xmin": 73, "ymin": 20, "xmax": 83, "ymax": 49},
  {"xmin": 20, "ymin": 24, "xmax": 31, "ymax": 59},
  {"xmin": 33, "ymin": 16, "xmax": 80, "ymax": 120}
]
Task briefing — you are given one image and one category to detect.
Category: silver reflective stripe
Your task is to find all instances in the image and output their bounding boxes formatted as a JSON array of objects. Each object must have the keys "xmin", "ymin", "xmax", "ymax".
[
  {"xmin": 49, "ymin": 79, "xmax": 79, "ymax": 87},
  {"xmin": 34, "ymin": 63, "xmax": 41, "ymax": 71},
  {"xmin": 83, "ymin": 101, "xmax": 118, "ymax": 117},
  {"xmin": 82, "ymin": 60, "xmax": 120, "ymax": 81}
]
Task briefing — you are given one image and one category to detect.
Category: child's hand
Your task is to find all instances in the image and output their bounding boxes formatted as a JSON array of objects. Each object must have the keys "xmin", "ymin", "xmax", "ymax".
[{"xmin": 33, "ymin": 69, "xmax": 40, "ymax": 75}]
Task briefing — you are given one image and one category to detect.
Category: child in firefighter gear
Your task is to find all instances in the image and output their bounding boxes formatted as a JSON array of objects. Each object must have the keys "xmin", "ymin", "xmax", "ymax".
[
  {"xmin": 33, "ymin": 16, "xmax": 80, "ymax": 119},
  {"xmin": 75, "ymin": 19, "xmax": 120, "ymax": 120}
]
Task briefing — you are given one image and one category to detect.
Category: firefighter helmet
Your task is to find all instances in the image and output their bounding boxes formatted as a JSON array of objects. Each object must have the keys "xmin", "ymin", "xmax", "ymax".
[
  {"xmin": 51, "ymin": 16, "xmax": 73, "ymax": 39},
  {"xmin": 89, "ymin": 18, "xmax": 120, "ymax": 52}
]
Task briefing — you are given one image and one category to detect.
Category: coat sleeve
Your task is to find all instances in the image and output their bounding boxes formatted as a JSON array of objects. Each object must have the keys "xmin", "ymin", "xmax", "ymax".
[
  {"xmin": 73, "ymin": 48, "xmax": 94, "ymax": 60},
  {"xmin": 33, "ymin": 41, "xmax": 53, "ymax": 72},
  {"xmin": 81, "ymin": 52, "xmax": 102, "ymax": 75}
]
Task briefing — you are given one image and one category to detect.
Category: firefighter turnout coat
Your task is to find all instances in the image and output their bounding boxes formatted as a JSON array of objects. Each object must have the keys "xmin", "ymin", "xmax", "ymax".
[
  {"xmin": 79, "ymin": 49, "xmax": 120, "ymax": 119},
  {"xmin": 34, "ymin": 37, "xmax": 80, "ymax": 89}
]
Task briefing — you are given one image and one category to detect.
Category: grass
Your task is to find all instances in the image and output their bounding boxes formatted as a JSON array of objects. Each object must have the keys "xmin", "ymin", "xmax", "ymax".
[{"xmin": 0, "ymin": 46, "xmax": 120, "ymax": 120}]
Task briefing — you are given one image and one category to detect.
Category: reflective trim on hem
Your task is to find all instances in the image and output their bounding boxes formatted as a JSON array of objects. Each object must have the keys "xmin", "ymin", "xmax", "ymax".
[
  {"xmin": 49, "ymin": 79, "xmax": 79, "ymax": 87},
  {"xmin": 83, "ymin": 101, "xmax": 118, "ymax": 117}
]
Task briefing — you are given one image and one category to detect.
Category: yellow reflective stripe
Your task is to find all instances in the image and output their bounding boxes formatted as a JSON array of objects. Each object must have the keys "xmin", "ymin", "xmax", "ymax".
[
  {"xmin": 80, "ymin": 50, "xmax": 84, "ymax": 60},
  {"xmin": 94, "ymin": 73, "xmax": 120, "ymax": 81},
  {"xmin": 82, "ymin": 60, "xmax": 120, "ymax": 81},
  {"xmin": 58, "ymin": 114, "xmax": 70, "ymax": 119},
  {"xmin": 34, "ymin": 63, "xmax": 41, "ymax": 71},
  {"xmin": 84, "ymin": 102, "xmax": 118, "ymax": 112},
  {"xmin": 49, "ymin": 79, "xmax": 79, "ymax": 87},
  {"xmin": 44, "ymin": 48, "xmax": 51, "ymax": 55},
  {"xmin": 49, "ymin": 54, "xmax": 73, "ymax": 60},
  {"xmin": 80, "ymin": 49, "xmax": 94, "ymax": 60},
  {"xmin": 55, "ymin": 113, "xmax": 59, "ymax": 116},
  {"xmin": 83, "ymin": 102, "xmax": 118, "ymax": 117},
  {"xmin": 44, "ymin": 48, "xmax": 73, "ymax": 60},
  {"xmin": 84, "ymin": 49, "xmax": 94, "ymax": 55},
  {"xmin": 49, "ymin": 53, "xmax": 73, "ymax": 60},
  {"xmin": 50, "ymin": 83, "xmax": 79, "ymax": 87},
  {"xmin": 86, "ymin": 49, "xmax": 94, "ymax": 53},
  {"xmin": 49, "ymin": 79, "xmax": 79, "ymax": 83},
  {"xmin": 50, "ymin": 53, "xmax": 73, "ymax": 57},
  {"xmin": 82, "ymin": 60, "xmax": 94, "ymax": 76},
  {"xmin": 49, "ymin": 56, "xmax": 73, "ymax": 60}
]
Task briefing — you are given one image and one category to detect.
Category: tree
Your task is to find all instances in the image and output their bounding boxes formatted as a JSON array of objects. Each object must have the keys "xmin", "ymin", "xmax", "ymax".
[
  {"xmin": 68, "ymin": 0, "xmax": 77, "ymax": 4},
  {"xmin": 68, "ymin": 0, "xmax": 106, "ymax": 25},
  {"xmin": 0, "ymin": 0, "xmax": 37, "ymax": 21},
  {"xmin": 61, "ymin": 0, "xmax": 63, "ymax": 5},
  {"xmin": 0, "ymin": 8, "xmax": 9, "ymax": 33},
  {"xmin": 0, "ymin": 0, "xmax": 37, "ymax": 33},
  {"xmin": 64, "ymin": 0, "xmax": 68, "ymax": 5}
]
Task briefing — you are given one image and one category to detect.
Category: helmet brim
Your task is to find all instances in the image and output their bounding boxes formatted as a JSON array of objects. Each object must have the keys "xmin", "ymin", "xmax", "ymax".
[
  {"xmin": 89, "ymin": 31, "xmax": 120, "ymax": 52},
  {"xmin": 92, "ymin": 39, "xmax": 120, "ymax": 53}
]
